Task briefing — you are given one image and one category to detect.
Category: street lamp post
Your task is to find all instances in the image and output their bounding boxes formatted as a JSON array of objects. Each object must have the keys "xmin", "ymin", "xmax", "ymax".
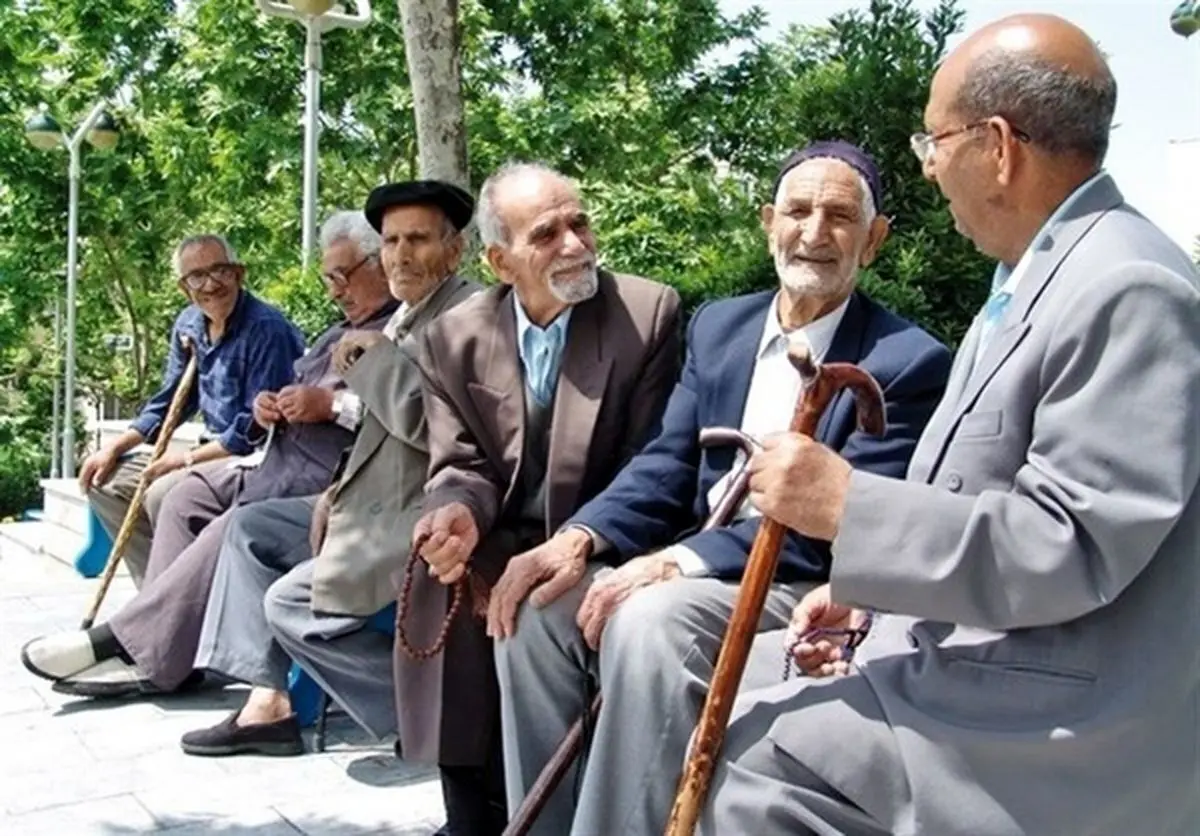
[
  {"xmin": 24, "ymin": 102, "xmax": 120, "ymax": 480},
  {"xmin": 254, "ymin": 0, "xmax": 372, "ymax": 273}
]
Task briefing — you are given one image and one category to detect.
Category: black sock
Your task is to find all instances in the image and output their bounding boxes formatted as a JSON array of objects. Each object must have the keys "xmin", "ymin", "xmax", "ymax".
[{"xmin": 86, "ymin": 624, "xmax": 134, "ymax": 664}]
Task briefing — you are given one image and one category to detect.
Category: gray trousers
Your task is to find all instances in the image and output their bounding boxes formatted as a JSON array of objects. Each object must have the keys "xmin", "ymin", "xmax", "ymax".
[
  {"xmin": 698, "ymin": 665, "xmax": 894, "ymax": 836},
  {"xmin": 108, "ymin": 460, "xmax": 244, "ymax": 690},
  {"xmin": 494, "ymin": 567, "xmax": 810, "ymax": 836},
  {"xmin": 196, "ymin": 495, "xmax": 397, "ymax": 739},
  {"xmin": 87, "ymin": 452, "xmax": 191, "ymax": 587}
]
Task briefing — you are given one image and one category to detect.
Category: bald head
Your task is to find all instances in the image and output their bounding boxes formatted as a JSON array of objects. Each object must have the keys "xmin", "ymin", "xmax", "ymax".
[{"xmin": 935, "ymin": 13, "xmax": 1116, "ymax": 164}]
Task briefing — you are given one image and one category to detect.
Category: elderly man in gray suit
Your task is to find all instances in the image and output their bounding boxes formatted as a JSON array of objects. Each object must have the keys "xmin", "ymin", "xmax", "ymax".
[
  {"xmin": 179, "ymin": 182, "xmax": 479, "ymax": 757},
  {"xmin": 698, "ymin": 14, "xmax": 1200, "ymax": 836}
]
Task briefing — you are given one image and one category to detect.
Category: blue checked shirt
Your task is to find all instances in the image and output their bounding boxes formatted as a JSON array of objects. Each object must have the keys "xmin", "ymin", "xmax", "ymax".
[{"xmin": 129, "ymin": 290, "xmax": 306, "ymax": 456}]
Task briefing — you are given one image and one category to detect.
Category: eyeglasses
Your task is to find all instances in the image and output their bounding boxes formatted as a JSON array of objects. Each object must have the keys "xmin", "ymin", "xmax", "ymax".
[
  {"xmin": 909, "ymin": 119, "xmax": 1031, "ymax": 164},
  {"xmin": 180, "ymin": 262, "xmax": 241, "ymax": 291},
  {"xmin": 322, "ymin": 254, "xmax": 374, "ymax": 288}
]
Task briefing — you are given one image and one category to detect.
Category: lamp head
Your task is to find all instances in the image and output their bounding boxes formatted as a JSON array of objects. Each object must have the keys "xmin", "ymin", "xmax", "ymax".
[
  {"xmin": 24, "ymin": 111, "xmax": 63, "ymax": 151},
  {"xmin": 86, "ymin": 111, "xmax": 120, "ymax": 151},
  {"xmin": 288, "ymin": 0, "xmax": 336, "ymax": 15}
]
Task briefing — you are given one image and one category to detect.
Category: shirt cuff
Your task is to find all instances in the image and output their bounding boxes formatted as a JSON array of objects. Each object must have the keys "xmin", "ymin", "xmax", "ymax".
[
  {"xmin": 333, "ymin": 391, "xmax": 364, "ymax": 431},
  {"xmin": 566, "ymin": 524, "xmax": 610, "ymax": 556},
  {"xmin": 662, "ymin": 544, "xmax": 711, "ymax": 578}
]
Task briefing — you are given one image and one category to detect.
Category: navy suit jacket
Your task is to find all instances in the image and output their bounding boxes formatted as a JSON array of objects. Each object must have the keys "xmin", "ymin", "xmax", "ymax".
[{"xmin": 569, "ymin": 290, "xmax": 952, "ymax": 582}]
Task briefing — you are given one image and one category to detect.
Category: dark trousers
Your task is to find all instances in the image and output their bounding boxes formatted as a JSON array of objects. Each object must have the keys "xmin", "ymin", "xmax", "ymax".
[{"xmin": 440, "ymin": 730, "xmax": 508, "ymax": 836}]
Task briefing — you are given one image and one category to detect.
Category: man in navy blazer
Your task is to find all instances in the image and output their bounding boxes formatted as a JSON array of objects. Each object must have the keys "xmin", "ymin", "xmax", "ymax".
[{"xmin": 490, "ymin": 141, "xmax": 952, "ymax": 836}]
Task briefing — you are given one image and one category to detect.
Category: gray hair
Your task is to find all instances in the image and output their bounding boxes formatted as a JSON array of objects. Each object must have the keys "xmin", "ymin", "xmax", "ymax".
[
  {"xmin": 773, "ymin": 163, "xmax": 877, "ymax": 226},
  {"xmin": 172, "ymin": 234, "xmax": 239, "ymax": 277},
  {"xmin": 954, "ymin": 48, "xmax": 1117, "ymax": 164},
  {"xmin": 477, "ymin": 162, "xmax": 577, "ymax": 247},
  {"xmin": 319, "ymin": 210, "xmax": 381, "ymax": 257}
]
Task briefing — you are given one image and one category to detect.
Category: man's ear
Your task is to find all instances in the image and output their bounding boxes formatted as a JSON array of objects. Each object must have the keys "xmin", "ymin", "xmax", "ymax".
[
  {"xmin": 486, "ymin": 244, "xmax": 513, "ymax": 285},
  {"xmin": 860, "ymin": 215, "xmax": 891, "ymax": 267},
  {"xmin": 759, "ymin": 203, "xmax": 776, "ymax": 237},
  {"xmin": 445, "ymin": 234, "xmax": 466, "ymax": 273}
]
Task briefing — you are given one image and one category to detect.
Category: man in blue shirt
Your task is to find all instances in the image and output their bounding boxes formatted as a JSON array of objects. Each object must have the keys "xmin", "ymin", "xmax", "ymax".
[
  {"xmin": 22, "ymin": 213, "xmax": 398, "ymax": 699},
  {"xmin": 79, "ymin": 233, "xmax": 305, "ymax": 586}
]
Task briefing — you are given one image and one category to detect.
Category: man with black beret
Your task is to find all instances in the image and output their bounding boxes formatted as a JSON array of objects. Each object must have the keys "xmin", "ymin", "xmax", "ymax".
[
  {"xmin": 490, "ymin": 141, "xmax": 953, "ymax": 835},
  {"xmin": 176, "ymin": 182, "xmax": 480, "ymax": 759}
]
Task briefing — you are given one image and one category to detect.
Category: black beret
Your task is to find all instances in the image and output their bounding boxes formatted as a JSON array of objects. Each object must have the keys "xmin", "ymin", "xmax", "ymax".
[{"xmin": 363, "ymin": 180, "xmax": 475, "ymax": 233}]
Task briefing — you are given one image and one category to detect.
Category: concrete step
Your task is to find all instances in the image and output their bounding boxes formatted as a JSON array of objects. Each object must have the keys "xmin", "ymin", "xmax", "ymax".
[
  {"xmin": 40, "ymin": 479, "xmax": 89, "ymax": 537},
  {"xmin": 0, "ymin": 520, "xmax": 85, "ymax": 569},
  {"xmin": 0, "ymin": 519, "xmax": 129, "ymax": 579},
  {"xmin": 88, "ymin": 420, "xmax": 206, "ymax": 456}
]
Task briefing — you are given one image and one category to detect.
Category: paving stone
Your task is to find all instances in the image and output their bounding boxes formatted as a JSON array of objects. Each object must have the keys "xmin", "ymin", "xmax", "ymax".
[
  {"xmin": 2, "ymin": 794, "xmax": 160, "ymax": 835},
  {"xmin": 0, "ymin": 541, "xmax": 444, "ymax": 834}
]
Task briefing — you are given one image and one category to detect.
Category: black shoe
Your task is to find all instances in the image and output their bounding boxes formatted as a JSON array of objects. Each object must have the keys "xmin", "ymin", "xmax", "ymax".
[{"xmin": 180, "ymin": 711, "xmax": 305, "ymax": 757}]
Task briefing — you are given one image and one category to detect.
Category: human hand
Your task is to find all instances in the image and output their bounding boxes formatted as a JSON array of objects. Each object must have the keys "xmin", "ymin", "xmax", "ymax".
[
  {"xmin": 486, "ymin": 527, "xmax": 594, "ymax": 640},
  {"xmin": 253, "ymin": 391, "xmax": 282, "ymax": 428},
  {"xmin": 276, "ymin": 385, "xmax": 335, "ymax": 424},
  {"xmin": 575, "ymin": 552, "xmax": 681, "ymax": 651},
  {"xmin": 333, "ymin": 330, "xmax": 388, "ymax": 376},
  {"xmin": 747, "ymin": 433, "xmax": 853, "ymax": 540},
  {"xmin": 785, "ymin": 584, "xmax": 870, "ymax": 678},
  {"xmin": 143, "ymin": 451, "xmax": 189, "ymax": 484},
  {"xmin": 78, "ymin": 447, "xmax": 120, "ymax": 491},
  {"xmin": 413, "ymin": 502, "xmax": 480, "ymax": 585}
]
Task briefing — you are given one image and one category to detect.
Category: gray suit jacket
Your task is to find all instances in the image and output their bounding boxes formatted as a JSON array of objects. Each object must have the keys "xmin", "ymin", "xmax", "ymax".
[
  {"xmin": 310, "ymin": 275, "xmax": 479, "ymax": 616},
  {"xmin": 783, "ymin": 175, "xmax": 1200, "ymax": 835}
]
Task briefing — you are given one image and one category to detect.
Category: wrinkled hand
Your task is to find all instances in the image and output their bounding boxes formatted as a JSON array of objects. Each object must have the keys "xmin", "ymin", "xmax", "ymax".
[
  {"xmin": 413, "ymin": 502, "xmax": 479, "ymax": 585},
  {"xmin": 486, "ymin": 528, "xmax": 593, "ymax": 640},
  {"xmin": 253, "ymin": 391, "xmax": 282, "ymax": 428},
  {"xmin": 309, "ymin": 488, "xmax": 334, "ymax": 556},
  {"xmin": 785, "ymin": 584, "xmax": 869, "ymax": 678},
  {"xmin": 576, "ymin": 553, "xmax": 681, "ymax": 651},
  {"xmin": 747, "ymin": 433, "xmax": 853, "ymax": 541},
  {"xmin": 276, "ymin": 385, "xmax": 335, "ymax": 424},
  {"xmin": 143, "ymin": 451, "xmax": 188, "ymax": 484},
  {"xmin": 78, "ymin": 447, "xmax": 120, "ymax": 491},
  {"xmin": 333, "ymin": 330, "xmax": 388, "ymax": 376}
]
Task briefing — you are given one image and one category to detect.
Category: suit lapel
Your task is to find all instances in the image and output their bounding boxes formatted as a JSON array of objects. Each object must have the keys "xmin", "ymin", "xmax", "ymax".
[
  {"xmin": 921, "ymin": 174, "xmax": 1122, "ymax": 478},
  {"xmin": 546, "ymin": 284, "xmax": 612, "ymax": 530},
  {"xmin": 715, "ymin": 295, "xmax": 770, "ymax": 431},
  {"xmin": 813, "ymin": 292, "xmax": 867, "ymax": 442},
  {"xmin": 479, "ymin": 289, "xmax": 527, "ymax": 507}
]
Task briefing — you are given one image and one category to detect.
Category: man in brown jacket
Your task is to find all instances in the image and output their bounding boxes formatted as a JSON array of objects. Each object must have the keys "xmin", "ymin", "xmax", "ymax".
[
  {"xmin": 177, "ymin": 183, "xmax": 478, "ymax": 758},
  {"xmin": 404, "ymin": 162, "xmax": 682, "ymax": 835}
]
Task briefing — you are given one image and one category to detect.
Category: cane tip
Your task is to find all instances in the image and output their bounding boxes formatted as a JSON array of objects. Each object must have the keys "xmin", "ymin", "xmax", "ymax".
[{"xmin": 786, "ymin": 331, "xmax": 818, "ymax": 378}]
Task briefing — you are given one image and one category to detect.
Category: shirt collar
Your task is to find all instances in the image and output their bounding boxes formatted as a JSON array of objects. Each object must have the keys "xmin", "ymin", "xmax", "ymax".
[
  {"xmin": 993, "ymin": 169, "xmax": 1107, "ymax": 297},
  {"xmin": 384, "ymin": 274, "xmax": 452, "ymax": 340},
  {"xmin": 758, "ymin": 292, "xmax": 851, "ymax": 361},
  {"xmin": 513, "ymin": 292, "xmax": 572, "ymax": 356}
]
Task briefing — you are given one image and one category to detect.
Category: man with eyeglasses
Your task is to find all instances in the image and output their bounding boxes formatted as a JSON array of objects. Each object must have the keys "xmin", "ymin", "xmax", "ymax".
[
  {"xmin": 78, "ymin": 234, "xmax": 306, "ymax": 587},
  {"xmin": 179, "ymin": 181, "xmax": 478, "ymax": 760},
  {"xmin": 698, "ymin": 14, "xmax": 1200, "ymax": 836},
  {"xmin": 21, "ymin": 212, "xmax": 399, "ymax": 700}
]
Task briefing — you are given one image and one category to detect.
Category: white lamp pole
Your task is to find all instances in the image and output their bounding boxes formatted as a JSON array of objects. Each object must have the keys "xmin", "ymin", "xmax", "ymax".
[
  {"xmin": 25, "ymin": 101, "xmax": 120, "ymax": 479},
  {"xmin": 254, "ymin": 0, "xmax": 372, "ymax": 273}
]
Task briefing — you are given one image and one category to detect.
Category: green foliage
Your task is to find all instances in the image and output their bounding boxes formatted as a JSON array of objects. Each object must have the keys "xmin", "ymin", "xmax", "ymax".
[{"xmin": 0, "ymin": 0, "xmax": 985, "ymax": 510}]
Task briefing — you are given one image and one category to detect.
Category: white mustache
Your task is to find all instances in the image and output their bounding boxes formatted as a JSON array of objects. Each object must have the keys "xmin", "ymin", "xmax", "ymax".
[{"xmin": 550, "ymin": 258, "xmax": 595, "ymax": 276}]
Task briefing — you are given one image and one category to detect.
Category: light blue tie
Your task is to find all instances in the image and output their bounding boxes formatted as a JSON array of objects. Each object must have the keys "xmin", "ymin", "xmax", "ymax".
[
  {"xmin": 976, "ymin": 266, "xmax": 1014, "ymax": 358},
  {"xmin": 523, "ymin": 323, "xmax": 565, "ymax": 406}
]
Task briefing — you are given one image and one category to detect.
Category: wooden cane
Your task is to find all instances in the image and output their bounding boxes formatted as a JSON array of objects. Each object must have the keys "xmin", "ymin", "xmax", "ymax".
[
  {"xmin": 662, "ymin": 334, "xmax": 886, "ymax": 836},
  {"xmin": 80, "ymin": 338, "xmax": 200, "ymax": 629},
  {"xmin": 500, "ymin": 427, "xmax": 764, "ymax": 836}
]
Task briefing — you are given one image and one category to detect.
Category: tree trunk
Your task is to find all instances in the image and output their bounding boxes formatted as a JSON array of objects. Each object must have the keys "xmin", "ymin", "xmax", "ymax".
[{"xmin": 397, "ymin": 0, "xmax": 469, "ymax": 188}]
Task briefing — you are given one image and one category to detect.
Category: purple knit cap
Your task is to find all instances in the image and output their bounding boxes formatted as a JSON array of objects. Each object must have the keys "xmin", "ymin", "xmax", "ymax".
[{"xmin": 771, "ymin": 140, "xmax": 884, "ymax": 212}]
